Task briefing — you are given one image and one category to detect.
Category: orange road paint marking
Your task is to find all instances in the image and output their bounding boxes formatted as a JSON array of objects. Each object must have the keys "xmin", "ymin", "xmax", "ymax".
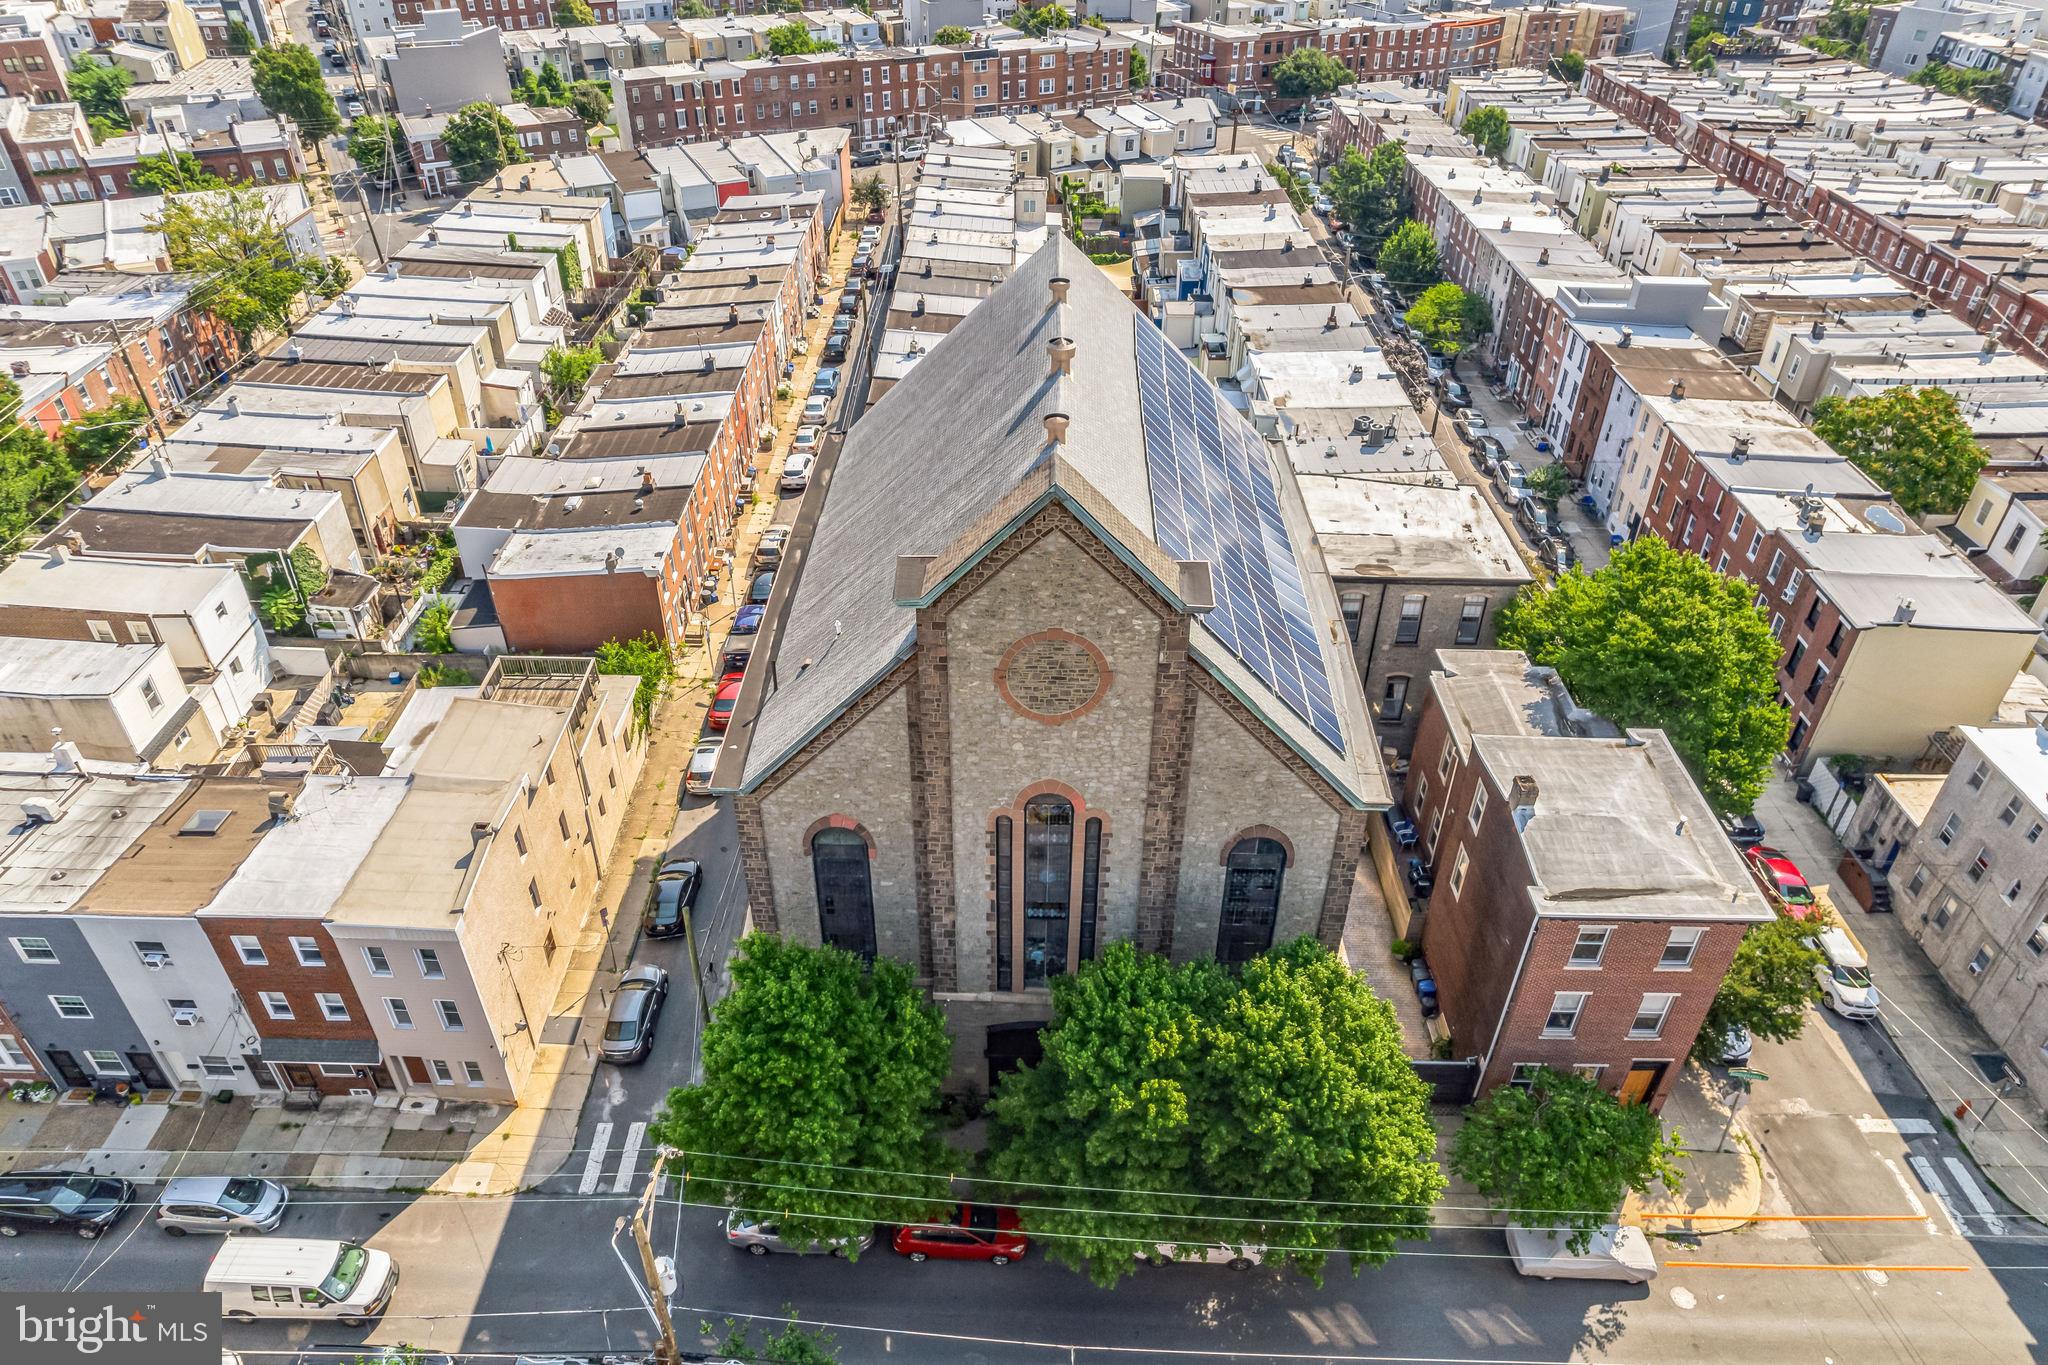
[{"xmin": 1666, "ymin": 1261, "xmax": 1970, "ymax": 1272}]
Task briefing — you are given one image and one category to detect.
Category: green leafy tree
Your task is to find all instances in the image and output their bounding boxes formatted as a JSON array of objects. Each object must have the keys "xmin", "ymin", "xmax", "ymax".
[
  {"xmin": 852, "ymin": 174, "xmax": 889, "ymax": 215},
  {"xmin": 1264, "ymin": 162, "xmax": 1311, "ymax": 213},
  {"xmin": 1375, "ymin": 218, "xmax": 1439, "ymax": 289},
  {"xmin": 1525, "ymin": 461, "xmax": 1573, "ymax": 507},
  {"xmin": 1403, "ymin": 282, "xmax": 1492, "ymax": 358},
  {"xmin": 1496, "ymin": 536, "xmax": 1790, "ymax": 813},
  {"xmin": 59, "ymin": 397, "xmax": 150, "ymax": 472},
  {"xmin": 1080, "ymin": 12, "xmax": 1107, "ymax": 28},
  {"xmin": 1451, "ymin": 1067, "xmax": 1686, "ymax": 1252},
  {"xmin": 153, "ymin": 188, "xmax": 312, "ymax": 343},
  {"xmin": 674, "ymin": 0, "xmax": 711, "ymax": 14},
  {"xmin": 290, "ymin": 544, "xmax": 329, "ymax": 598},
  {"xmin": 1910, "ymin": 59, "xmax": 2009, "ymax": 107},
  {"xmin": 567, "ymin": 80, "xmax": 612, "ymax": 125},
  {"xmin": 706, "ymin": 1313, "xmax": 839, "ymax": 1363},
  {"xmin": 443, "ymin": 102, "xmax": 521, "ymax": 183},
  {"xmin": 1323, "ymin": 140, "xmax": 1407, "ymax": 242},
  {"xmin": 346, "ymin": 115, "xmax": 406, "ymax": 185},
  {"xmin": 651, "ymin": 935, "xmax": 954, "ymax": 1254},
  {"xmin": 0, "ymin": 377, "xmax": 77, "ymax": 547},
  {"xmin": 933, "ymin": 24, "xmax": 974, "ymax": 43},
  {"xmin": 1802, "ymin": 0, "xmax": 1870, "ymax": 59},
  {"xmin": 251, "ymin": 43, "xmax": 340, "ymax": 146},
  {"xmin": 225, "ymin": 20, "xmax": 256, "ymax": 55},
  {"xmin": 540, "ymin": 341, "xmax": 604, "ymax": 403},
  {"xmin": 554, "ymin": 0, "xmax": 597, "ymax": 23},
  {"xmin": 1703, "ymin": 914, "xmax": 1824, "ymax": 1048},
  {"xmin": 987, "ymin": 939, "xmax": 1443, "ymax": 1289},
  {"xmin": 259, "ymin": 578, "xmax": 305, "ymax": 633},
  {"xmin": 412, "ymin": 600, "xmax": 454, "ymax": 653},
  {"xmin": 1130, "ymin": 48, "xmax": 1149, "ymax": 88},
  {"xmin": 766, "ymin": 20, "xmax": 836, "ymax": 55},
  {"xmin": 594, "ymin": 630, "xmax": 676, "ymax": 726},
  {"xmin": 1270, "ymin": 47, "xmax": 1348, "ymax": 102},
  {"xmin": 1552, "ymin": 50, "xmax": 1586, "ymax": 84},
  {"xmin": 1012, "ymin": 2, "xmax": 1073, "ymax": 36},
  {"xmin": 1810, "ymin": 385, "xmax": 1986, "ymax": 517},
  {"xmin": 129, "ymin": 151, "xmax": 225, "ymax": 195},
  {"xmin": 68, "ymin": 56, "xmax": 133, "ymax": 133},
  {"xmin": 1461, "ymin": 105, "xmax": 1511, "ymax": 161}
]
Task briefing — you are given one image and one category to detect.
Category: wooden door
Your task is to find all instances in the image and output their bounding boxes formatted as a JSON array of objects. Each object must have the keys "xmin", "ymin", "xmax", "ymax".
[{"xmin": 1619, "ymin": 1062, "xmax": 1667, "ymax": 1107}]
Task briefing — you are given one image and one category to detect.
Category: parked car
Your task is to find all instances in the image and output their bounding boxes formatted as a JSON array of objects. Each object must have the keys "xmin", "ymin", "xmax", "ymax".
[
  {"xmin": 1514, "ymin": 495, "xmax": 1558, "ymax": 539},
  {"xmin": 1438, "ymin": 379, "xmax": 1472, "ymax": 410},
  {"xmin": 749, "ymin": 570, "xmax": 775, "ymax": 604},
  {"xmin": 838, "ymin": 287, "xmax": 861, "ymax": 316},
  {"xmin": 851, "ymin": 146, "xmax": 884, "ymax": 168},
  {"xmin": 155, "ymin": 1177, "xmax": 287, "ymax": 1236},
  {"xmin": 824, "ymin": 328, "xmax": 850, "ymax": 361},
  {"xmin": 707, "ymin": 678, "xmax": 742, "ymax": 731},
  {"xmin": 599, "ymin": 965, "xmax": 669, "ymax": 1063},
  {"xmin": 731, "ymin": 605, "xmax": 764, "ymax": 635},
  {"xmin": 754, "ymin": 527, "xmax": 790, "ymax": 570},
  {"xmin": 1470, "ymin": 434, "xmax": 1506, "ymax": 471},
  {"xmin": 1809, "ymin": 926, "xmax": 1879, "ymax": 1020},
  {"xmin": 780, "ymin": 451, "xmax": 815, "ymax": 492},
  {"xmin": 720, "ymin": 646, "xmax": 752, "ymax": 675},
  {"xmin": 892, "ymin": 1204, "xmax": 1027, "ymax": 1264},
  {"xmin": 811, "ymin": 366, "xmax": 842, "ymax": 397},
  {"xmin": 0, "ymin": 1173, "xmax": 131, "ymax": 1239},
  {"xmin": 1139, "ymin": 1242, "xmax": 1266, "ymax": 1271},
  {"xmin": 1507, "ymin": 1224, "xmax": 1658, "ymax": 1282},
  {"xmin": 851, "ymin": 251, "xmax": 873, "ymax": 276},
  {"xmin": 896, "ymin": 139, "xmax": 928, "ymax": 160},
  {"xmin": 1493, "ymin": 459, "xmax": 1529, "ymax": 500},
  {"xmin": 343, "ymin": 94, "xmax": 362, "ymax": 117},
  {"xmin": 1710, "ymin": 1022, "xmax": 1754, "ymax": 1067},
  {"xmin": 1744, "ymin": 845, "xmax": 1817, "ymax": 917},
  {"xmin": 791, "ymin": 425, "xmax": 821, "ymax": 456},
  {"xmin": 1721, "ymin": 813, "xmax": 1767, "ymax": 848},
  {"xmin": 1454, "ymin": 410, "xmax": 1489, "ymax": 440},
  {"xmin": 801, "ymin": 394, "xmax": 830, "ymax": 425},
  {"xmin": 644, "ymin": 859, "xmax": 701, "ymax": 938},
  {"xmin": 685, "ymin": 738, "xmax": 722, "ymax": 796},
  {"xmin": 1312, "ymin": 194, "xmax": 1333, "ymax": 216},
  {"xmin": 725, "ymin": 1210, "xmax": 874, "ymax": 1257},
  {"xmin": 1537, "ymin": 534, "xmax": 1575, "ymax": 573}
]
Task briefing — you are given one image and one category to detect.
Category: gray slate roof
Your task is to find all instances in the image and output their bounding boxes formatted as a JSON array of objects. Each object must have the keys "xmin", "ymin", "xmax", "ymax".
[{"xmin": 734, "ymin": 236, "xmax": 1384, "ymax": 806}]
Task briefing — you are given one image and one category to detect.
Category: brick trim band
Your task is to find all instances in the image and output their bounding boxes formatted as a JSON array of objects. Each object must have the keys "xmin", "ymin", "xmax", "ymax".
[
  {"xmin": 994, "ymin": 628, "xmax": 1113, "ymax": 725},
  {"xmin": 803, "ymin": 814, "xmax": 877, "ymax": 860}
]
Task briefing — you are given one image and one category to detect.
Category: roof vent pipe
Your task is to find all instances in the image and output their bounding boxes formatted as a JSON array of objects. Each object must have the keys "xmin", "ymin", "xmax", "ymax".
[
  {"xmin": 1048, "ymin": 274, "xmax": 1071, "ymax": 304},
  {"xmin": 1047, "ymin": 335, "xmax": 1076, "ymax": 376}
]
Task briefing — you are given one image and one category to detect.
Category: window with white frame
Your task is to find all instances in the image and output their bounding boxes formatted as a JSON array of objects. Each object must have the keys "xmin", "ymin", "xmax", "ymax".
[
  {"xmin": 416, "ymin": 949, "xmax": 444, "ymax": 979},
  {"xmin": 50, "ymin": 995, "xmax": 90, "ymax": 1019},
  {"xmin": 10, "ymin": 936, "xmax": 56, "ymax": 963},
  {"xmin": 85, "ymin": 1050, "xmax": 126, "ymax": 1076},
  {"xmin": 1448, "ymin": 846, "xmax": 1470, "ymax": 899},
  {"xmin": 1508, "ymin": 1062, "xmax": 1543, "ymax": 1089},
  {"xmin": 463, "ymin": 1060, "xmax": 485, "ymax": 1085},
  {"xmin": 364, "ymin": 947, "xmax": 391, "ymax": 976},
  {"xmin": 436, "ymin": 1000, "xmax": 464, "ymax": 1031},
  {"xmin": 231, "ymin": 936, "xmax": 266, "ymax": 965},
  {"xmin": 316, "ymin": 993, "xmax": 349, "ymax": 1022},
  {"xmin": 1543, "ymin": 993, "xmax": 1586, "ymax": 1038},
  {"xmin": 1906, "ymin": 867, "xmax": 1927, "ymax": 897},
  {"xmin": 431, "ymin": 1059, "xmax": 454, "ymax": 1084},
  {"xmin": 1468, "ymin": 784, "xmax": 1488, "ymax": 832},
  {"xmin": 0, "ymin": 1035, "xmax": 33, "ymax": 1069},
  {"xmin": 1630, "ymin": 993, "xmax": 1676, "ymax": 1038},
  {"xmin": 1569, "ymin": 926, "xmax": 1609, "ymax": 967},
  {"xmin": 1659, "ymin": 927, "xmax": 1703, "ymax": 969},
  {"xmin": 1969, "ymin": 945, "xmax": 1994, "ymax": 975},
  {"xmin": 385, "ymin": 998, "xmax": 412, "ymax": 1028},
  {"xmin": 1936, "ymin": 813, "xmax": 1960, "ymax": 847},
  {"xmin": 259, "ymin": 992, "xmax": 292, "ymax": 1019},
  {"xmin": 198, "ymin": 1055, "xmax": 234, "ymax": 1077},
  {"xmin": 290, "ymin": 936, "xmax": 324, "ymax": 967}
]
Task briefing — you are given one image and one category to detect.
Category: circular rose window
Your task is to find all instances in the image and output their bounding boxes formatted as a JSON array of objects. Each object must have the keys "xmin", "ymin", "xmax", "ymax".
[{"xmin": 996, "ymin": 630, "xmax": 1111, "ymax": 723}]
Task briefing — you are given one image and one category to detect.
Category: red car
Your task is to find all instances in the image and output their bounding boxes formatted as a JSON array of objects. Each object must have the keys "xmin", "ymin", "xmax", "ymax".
[
  {"xmin": 892, "ymin": 1204, "xmax": 1027, "ymax": 1265},
  {"xmin": 1744, "ymin": 845, "xmax": 1817, "ymax": 917},
  {"xmin": 707, "ymin": 678, "xmax": 742, "ymax": 731}
]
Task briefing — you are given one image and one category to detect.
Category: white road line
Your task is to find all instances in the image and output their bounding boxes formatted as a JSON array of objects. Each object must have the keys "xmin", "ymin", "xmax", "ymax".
[
  {"xmin": 579, "ymin": 1121, "xmax": 614, "ymax": 1195},
  {"xmin": 1943, "ymin": 1156, "xmax": 2008, "ymax": 1236},
  {"xmin": 1879, "ymin": 1157, "xmax": 1942, "ymax": 1237},
  {"xmin": 1907, "ymin": 1154, "xmax": 1966, "ymax": 1237},
  {"xmin": 613, "ymin": 1121, "xmax": 646, "ymax": 1194},
  {"xmin": 1855, "ymin": 1116, "xmax": 1936, "ymax": 1136}
]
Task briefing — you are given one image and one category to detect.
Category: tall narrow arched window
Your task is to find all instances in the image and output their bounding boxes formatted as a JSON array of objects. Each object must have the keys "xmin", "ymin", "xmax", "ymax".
[
  {"xmin": 993, "ymin": 817, "xmax": 1013, "ymax": 991},
  {"xmin": 1021, "ymin": 795, "xmax": 1074, "ymax": 987},
  {"xmin": 1217, "ymin": 837, "xmax": 1288, "ymax": 968},
  {"xmin": 811, "ymin": 828, "xmax": 876, "ymax": 962}
]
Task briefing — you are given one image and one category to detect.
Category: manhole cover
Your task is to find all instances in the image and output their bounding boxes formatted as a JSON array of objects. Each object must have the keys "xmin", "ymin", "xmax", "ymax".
[{"xmin": 1972, "ymin": 1052, "xmax": 2019, "ymax": 1086}]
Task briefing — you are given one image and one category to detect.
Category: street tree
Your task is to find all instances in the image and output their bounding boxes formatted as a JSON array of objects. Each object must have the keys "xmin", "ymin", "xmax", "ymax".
[
  {"xmin": 251, "ymin": 43, "xmax": 340, "ymax": 146},
  {"xmin": 706, "ymin": 1315, "xmax": 840, "ymax": 1363},
  {"xmin": 650, "ymin": 934, "xmax": 954, "ymax": 1254},
  {"xmin": 1495, "ymin": 536, "xmax": 1790, "ymax": 813},
  {"xmin": 1403, "ymin": 282, "xmax": 1492, "ymax": 358},
  {"xmin": 852, "ymin": 174, "xmax": 889, "ymax": 216},
  {"xmin": 346, "ymin": 115, "xmax": 407, "ymax": 185},
  {"xmin": 129, "ymin": 150, "xmax": 224, "ymax": 195},
  {"xmin": 593, "ymin": 631, "xmax": 675, "ymax": 727},
  {"xmin": 1451, "ymin": 1067, "xmax": 1686, "ymax": 1252},
  {"xmin": 0, "ymin": 376, "xmax": 78, "ymax": 547},
  {"xmin": 987, "ymin": 939, "xmax": 1444, "ymax": 1288},
  {"xmin": 1810, "ymin": 385, "xmax": 1986, "ymax": 517},
  {"xmin": 1525, "ymin": 461, "xmax": 1573, "ymax": 507},
  {"xmin": 1324, "ymin": 140, "xmax": 1407, "ymax": 242},
  {"xmin": 1461, "ymin": 105, "xmax": 1511, "ymax": 160},
  {"xmin": 553, "ymin": 0, "xmax": 596, "ymax": 23},
  {"xmin": 766, "ymin": 20, "xmax": 837, "ymax": 55},
  {"xmin": 1702, "ymin": 914, "xmax": 1825, "ymax": 1047},
  {"xmin": 1265, "ymin": 162, "xmax": 1312, "ymax": 213},
  {"xmin": 1552, "ymin": 51, "xmax": 1586, "ymax": 84},
  {"xmin": 68, "ymin": 56, "xmax": 133, "ymax": 133},
  {"xmin": 933, "ymin": 25, "xmax": 974, "ymax": 43},
  {"xmin": 1130, "ymin": 48, "xmax": 1149, "ymax": 88},
  {"xmin": 442, "ymin": 103, "xmax": 522, "ymax": 183},
  {"xmin": 153, "ymin": 188, "xmax": 314, "ymax": 344},
  {"xmin": 1270, "ymin": 48, "xmax": 1348, "ymax": 102},
  {"xmin": 1375, "ymin": 218, "xmax": 1440, "ymax": 290},
  {"xmin": 1012, "ymin": 2, "xmax": 1073, "ymax": 36},
  {"xmin": 59, "ymin": 397, "xmax": 151, "ymax": 473}
]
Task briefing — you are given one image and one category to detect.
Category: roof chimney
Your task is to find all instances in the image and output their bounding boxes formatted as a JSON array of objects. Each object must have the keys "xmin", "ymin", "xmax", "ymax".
[
  {"xmin": 1618, "ymin": 327, "xmax": 1633, "ymax": 347},
  {"xmin": 639, "ymin": 468, "xmax": 655, "ymax": 496},
  {"xmin": 1894, "ymin": 597, "xmax": 1916, "ymax": 624},
  {"xmin": 1671, "ymin": 378, "xmax": 1686, "ymax": 400},
  {"xmin": 1732, "ymin": 433, "xmax": 1752, "ymax": 460}
]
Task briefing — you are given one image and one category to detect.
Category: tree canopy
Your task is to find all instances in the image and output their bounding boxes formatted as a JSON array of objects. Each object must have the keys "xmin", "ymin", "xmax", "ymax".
[
  {"xmin": 153, "ymin": 188, "xmax": 316, "ymax": 344},
  {"xmin": 1265, "ymin": 162, "xmax": 1312, "ymax": 214},
  {"xmin": 541, "ymin": 341, "xmax": 603, "ymax": 405},
  {"xmin": 1526, "ymin": 461, "xmax": 1573, "ymax": 507},
  {"xmin": 346, "ymin": 115, "xmax": 407, "ymax": 185},
  {"xmin": 1403, "ymin": 282, "xmax": 1492, "ymax": 357},
  {"xmin": 1552, "ymin": 50, "xmax": 1586, "ymax": 84},
  {"xmin": 129, "ymin": 150, "xmax": 224, "ymax": 195},
  {"xmin": 251, "ymin": 43, "xmax": 339, "ymax": 143},
  {"xmin": 1012, "ymin": 2, "xmax": 1074, "ymax": 36},
  {"xmin": 852, "ymin": 175, "xmax": 889, "ymax": 214},
  {"xmin": 513, "ymin": 62, "xmax": 611, "ymax": 126},
  {"xmin": 1910, "ymin": 58, "xmax": 2009, "ymax": 108},
  {"xmin": 933, "ymin": 25, "xmax": 974, "ymax": 44},
  {"xmin": 766, "ymin": 20, "xmax": 837, "ymax": 55},
  {"xmin": 553, "ymin": 0, "xmax": 597, "ymax": 23},
  {"xmin": 987, "ymin": 939, "xmax": 1443, "ymax": 1288},
  {"xmin": 1461, "ymin": 105, "xmax": 1511, "ymax": 160},
  {"xmin": 1375, "ymin": 218, "xmax": 1440, "ymax": 290},
  {"xmin": 0, "ymin": 377, "xmax": 88, "ymax": 549},
  {"xmin": 443, "ymin": 103, "xmax": 522, "ymax": 183},
  {"xmin": 1703, "ymin": 913, "xmax": 1824, "ymax": 1047},
  {"xmin": 649, "ymin": 934, "xmax": 954, "ymax": 1254},
  {"xmin": 1270, "ymin": 48, "xmax": 1348, "ymax": 102},
  {"xmin": 59, "ymin": 397, "xmax": 151, "ymax": 474},
  {"xmin": 1324, "ymin": 140, "xmax": 1408, "ymax": 243},
  {"xmin": 1451, "ymin": 1067, "xmax": 1685, "ymax": 1252},
  {"xmin": 225, "ymin": 20, "xmax": 255, "ymax": 55},
  {"xmin": 1130, "ymin": 48, "xmax": 1149, "ymax": 89},
  {"xmin": 594, "ymin": 631, "xmax": 677, "ymax": 726},
  {"xmin": 1496, "ymin": 536, "xmax": 1791, "ymax": 814},
  {"xmin": 1810, "ymin": 385, "xmax": 1986, "ymax": 517},
  {"xmin": 1802, "ymin": 0, "xmax": 1870, "ymax": 60},
  {"xmin": 674, "ymin": 0, "xmax": 711, "ymax": 14},
  {"xmin": 68, "ymin": 56, "xmax": 133, "ymax": 133}
]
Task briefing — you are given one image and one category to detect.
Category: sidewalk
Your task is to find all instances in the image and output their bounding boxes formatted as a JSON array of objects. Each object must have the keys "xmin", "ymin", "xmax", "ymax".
[
  {"xmin": 1620, "ymin": 1064, "xmax": 1766, "ymax": 1236},
  {"xmin": 1755, "ymin": 774, "xmax": 2048, "ymax": 1225}
]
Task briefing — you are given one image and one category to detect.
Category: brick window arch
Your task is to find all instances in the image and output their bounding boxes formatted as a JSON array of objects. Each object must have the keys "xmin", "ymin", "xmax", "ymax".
[
  {"xmin": 989, "ymin": 782, "xmax": 1108, "ymax": 992},
  {"xmin": 806, "ymin": 817, "xmax": 877, "ymax": 961}
]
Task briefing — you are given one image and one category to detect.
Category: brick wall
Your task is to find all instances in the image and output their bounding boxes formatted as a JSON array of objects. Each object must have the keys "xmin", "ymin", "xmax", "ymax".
[{"xmin": 197, "ymin": 916, "xmax": 379, "ymax": 1094}]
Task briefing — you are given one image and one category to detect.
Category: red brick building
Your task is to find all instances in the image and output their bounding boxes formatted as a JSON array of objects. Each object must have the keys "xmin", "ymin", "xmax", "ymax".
[
  {"xmin": 1160, "ymin": 14, "xmax": 1504, "ymax": 102},
  {"xmin": 389, "ymin": 0, "xmax": 614, "ymax": 28},
  {"xmin": 0, "ymin": 12, "xmax": 70, "ymax": 104},
  {"xmin": 0, "ymin": 995, "xmax": 45, "ymax": 1082},
  {"xmin": 1404, "ymin": 651, "xmax": 1767, "ymax": 1109}
]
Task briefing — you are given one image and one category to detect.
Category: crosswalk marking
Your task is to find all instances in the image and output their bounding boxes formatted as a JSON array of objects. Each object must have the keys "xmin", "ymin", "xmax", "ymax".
[
  {"xmin": 613, "ymin": 1122, "xmax": 646, "ymax": 1194},
  {"xmin": 1879, "ymin": 1158, "xmax": 1942, "ymax": 1237},
  {"xmin": 1856, "ymin": 1116, "xmax": 1936, "ymax": 1136},
  {"xmin": 1943, "ymin": 1156, "xmax": 2007, "ymax": 1236},
  {"xmin": 1906, "ymin": 1155, "xmax": 1967, "ymax": 1237},
  {"xmin": 579, "ymin": 1121, "xmax": 614, "ymax": 1195}
]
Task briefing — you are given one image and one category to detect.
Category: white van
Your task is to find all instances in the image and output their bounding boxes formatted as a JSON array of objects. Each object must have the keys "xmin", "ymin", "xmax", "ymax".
[
  {"xmin": 1809, "ymin": 926, "xmax": 1879, "ymax": 1021},
  {"xmin": 1506, "ymin": 1224, "xmax": 1658, "ymax": 1282},
  {"xmin": 205, "ymin": 1237, "xmax": 396, "ymax": 1325}
]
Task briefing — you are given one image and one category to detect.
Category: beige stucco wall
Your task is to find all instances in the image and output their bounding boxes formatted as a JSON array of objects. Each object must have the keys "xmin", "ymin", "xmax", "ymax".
[
  {"xmin": 1171, "ymin": 682, "xmax": 1341, "ymax": 963},
  {"xmin": 756, "ymin": 685, "xmax": 920, "ymax": 964},
  {"xmin": 943, "ymin": 527, "xmax": 1163, "ymax": 994},
  {"xmin": 1810, "ymin": 626, "xmax": 2033, "ymax": 765}
]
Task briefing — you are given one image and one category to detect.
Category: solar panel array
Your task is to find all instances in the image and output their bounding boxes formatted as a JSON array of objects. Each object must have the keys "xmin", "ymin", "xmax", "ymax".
[{"xmin": 1132, "ymin": 317, "xmax": 1345, "ymax": 751}]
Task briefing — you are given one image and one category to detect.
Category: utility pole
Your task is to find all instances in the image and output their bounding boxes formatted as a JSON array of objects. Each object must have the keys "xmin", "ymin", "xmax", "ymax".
[{"xmin": 622, "ymin": 1151, "xmax": 680, "ymax": 1365}]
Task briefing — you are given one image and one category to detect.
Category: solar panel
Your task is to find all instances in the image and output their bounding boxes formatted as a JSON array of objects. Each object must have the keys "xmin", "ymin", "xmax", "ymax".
[{"xmin": 1132, "ymin": 318, "xmax": 1345, "ymax": 751}]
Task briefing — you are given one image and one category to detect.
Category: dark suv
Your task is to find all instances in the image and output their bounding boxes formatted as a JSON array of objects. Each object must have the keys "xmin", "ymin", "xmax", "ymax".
[{"xmin": 0, "ymin": 1172, "xmax": 132, "ymax": 1239}]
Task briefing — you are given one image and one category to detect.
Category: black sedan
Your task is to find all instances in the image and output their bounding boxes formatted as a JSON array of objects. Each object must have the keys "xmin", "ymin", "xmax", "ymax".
[
  {"xmin": 599, "ymin": 965, "xmax": 670, "ymax": 1064},
  {"xmin": 0, "ymin": 1172, "xmax": 132, "ymax": 1239},
  {"xmin": 644, "ymin": 859, "xmax": 702, "ymax": 939}
]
